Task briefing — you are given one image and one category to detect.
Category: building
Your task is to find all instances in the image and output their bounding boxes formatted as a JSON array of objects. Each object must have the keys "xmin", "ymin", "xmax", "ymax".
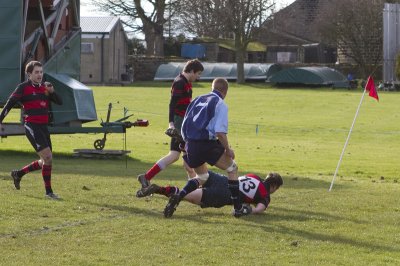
[
  {"xmin": 259, "ymin": 0, "xmax": 336, "ymax": 64},
  {"xmin": 80, "ymin": 17, "xmax": 129, "ymax": 84},
  {"xmin": 183, "ymin": 38, "xmax": 267, "ymax": 63}
]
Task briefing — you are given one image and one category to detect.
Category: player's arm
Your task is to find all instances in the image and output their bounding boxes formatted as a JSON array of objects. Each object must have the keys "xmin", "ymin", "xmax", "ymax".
[
  {"xmin": 48, "ymin": 90, "xmax": 62, "ymax": 105},
  {"xmin": 214, "ymin": 103, "xmax": 234, "ymax": 158},
  {"xmin": 168, "ymin": 80, "xmax": 185, "ymax": 128},
  {"xmin": 216, "ymin": 132, "xmax": 235, "ymax": 159},
  {"xmin": 0, "ymin": 86, "xmax": 23, "ymax": 123},
  {"xmin": 251, "ymin": 203, "xmax": 267, "ymax": 214},
  {"xmin": 168, "ymin": 96, "xmax": 178, "ymax": 128},
  {"xmin": 45, "ymin": 82, "xmax": 62, "ymax": 105}
]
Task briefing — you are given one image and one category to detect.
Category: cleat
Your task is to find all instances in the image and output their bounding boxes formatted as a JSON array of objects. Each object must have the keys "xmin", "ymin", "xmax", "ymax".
[
  {"xmin": 136, "ymin": 184, "xmax": 160, "ymax": 198},
  {"xmin": 163, "ymin": 194, "xmax": 181, "ymax": 218},
  {"xmin": 11, "ymin": 170, "xmax": 21, "ymax": 190},
  {"xmin": 232, "ymin": 204, "xmax": 252, "ymax": 218},
  {"xmin": 137, "ymin": 173, "xmax": 150, "ymax": 189},
  {"xmin": 45, "ymin": 193, "xmax": 61, "ymax": 200}
]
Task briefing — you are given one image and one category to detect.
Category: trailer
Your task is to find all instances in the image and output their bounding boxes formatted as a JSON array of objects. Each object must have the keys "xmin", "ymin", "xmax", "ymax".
[{"xmin": 0, "ymin": 0, "xmax": 148, "ymax": 150}]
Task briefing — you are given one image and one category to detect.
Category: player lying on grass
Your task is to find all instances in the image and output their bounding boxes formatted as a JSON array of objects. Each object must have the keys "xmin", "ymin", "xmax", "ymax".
[{"xmin": 137, "ymin": 170, "xmax": 283, "ymax": 216}]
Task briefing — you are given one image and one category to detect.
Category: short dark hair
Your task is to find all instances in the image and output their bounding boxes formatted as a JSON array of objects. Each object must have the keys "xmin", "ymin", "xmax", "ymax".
[
  {"xmin": 25, "ymin": 61, "xmax": 42, "ymax": 74},
  {"xmin": 183, "ymin": 59, "xmax": 204, "ymax": 73},
  {"xmin": 212, "ymin": 78, "xmax": 229, "ymax": 93},
  {"xmin": 264, "ymin": 172, "xmax": 283, "ymax": 188}
]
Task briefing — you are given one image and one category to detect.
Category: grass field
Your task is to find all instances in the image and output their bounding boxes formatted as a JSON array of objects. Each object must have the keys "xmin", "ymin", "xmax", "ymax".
[{"xmin": 0, "ymin": 82, "xmax": 399, "ymax": 265}]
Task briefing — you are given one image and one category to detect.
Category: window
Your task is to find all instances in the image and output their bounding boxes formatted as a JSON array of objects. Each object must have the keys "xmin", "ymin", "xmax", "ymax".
[{"xmin": 81, "ymin": 43, "xmax": 94, "ymax": 54}]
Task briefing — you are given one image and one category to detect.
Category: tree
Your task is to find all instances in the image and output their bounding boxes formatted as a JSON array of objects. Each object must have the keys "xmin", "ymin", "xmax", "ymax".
[
  {"xmin": 173, "ymin": 0, "xmax": 228, "ymax": 38},
  {"xmin": 91, "ymin": 0, "xmax": 180, "ymax": 56},
  {"xmin": 222, "ymin": 0, "xmax": 274, "ymax": 83},
  {"xmin": 177, "ymin": 0, "xmax": 273, "ymax": 83},
  {"xmin": 317, "ymin": 0, "xmax": 385, "ymax": 77}
]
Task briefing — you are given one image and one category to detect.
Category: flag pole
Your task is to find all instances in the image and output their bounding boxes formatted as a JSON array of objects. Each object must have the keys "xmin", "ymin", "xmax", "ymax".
[{"xmin": 329, "ymin": 88, "xmax": 367, "ymax": 191}]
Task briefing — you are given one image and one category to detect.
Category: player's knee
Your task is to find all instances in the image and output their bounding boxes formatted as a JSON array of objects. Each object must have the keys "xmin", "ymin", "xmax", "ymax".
[
  {"xmin": 168, "ymin": 151, "xmax": 180, "ymax": 162},
  {"xmin": 196, "ymin": 172, "xmax": 209, "ymax": 182},
  {"xmin": 42, "ymin": 154, "xmax": 53, "ymax": 164},
  {"xmin": 225, "ymin": 160, "xmax": 238, "ymax": 174}
]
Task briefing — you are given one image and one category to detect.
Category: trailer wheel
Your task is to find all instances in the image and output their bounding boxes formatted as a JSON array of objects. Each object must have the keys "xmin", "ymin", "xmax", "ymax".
[{"xmin": 94, "ymin": 139, "xmax": 105, "ymax": 150}]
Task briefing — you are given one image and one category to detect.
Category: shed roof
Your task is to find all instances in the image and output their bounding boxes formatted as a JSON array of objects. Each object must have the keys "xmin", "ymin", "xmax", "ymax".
[
  {"xmin": 154, "ymin": 62, "xmax": 281, "ymax": 81},
  {"xmin": 80, "ymin": 17, "xmax": 120, "ymax": 33}
]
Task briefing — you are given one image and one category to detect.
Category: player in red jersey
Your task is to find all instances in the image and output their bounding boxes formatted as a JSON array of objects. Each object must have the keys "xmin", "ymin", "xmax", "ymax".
[
  {"xmin": 136, "ymin": 59, "xmax": 204, "ymax": 194},
  {"xmin": 0, "ymin": 61, "xmax": 62, "ymax": 199},
  {"xmin": 137, "ymin": 171, "xmax": 283, "ymax": 216}
]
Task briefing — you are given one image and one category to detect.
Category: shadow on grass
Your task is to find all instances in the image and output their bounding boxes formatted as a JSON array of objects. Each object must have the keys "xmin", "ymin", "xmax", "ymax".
[
  {"xmin": 0, "ymin": 149, "xmax": 152, "ymax": 179},
  {"xmin": 83, "ymin": 199, "xmax": 399, "ymax": 254},
  {"xmin": 80, "ymin": 200, "xmax": 233, "ymax": 228},
  {"xmin": 0, "ymin": 149, "xmax": 343, "ymax": 192},
  {"xmin": 247, "ymin": 219, "xmax": 400, "ymax": 253}
]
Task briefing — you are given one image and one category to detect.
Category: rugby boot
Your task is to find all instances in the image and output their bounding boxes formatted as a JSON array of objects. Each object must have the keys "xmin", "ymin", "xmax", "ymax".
[
  {"xmin": 163, "ymin": 194, "xmax": 181, "ymax": 218},
  {"xmin": 137, "ymin": 173, "xmax": 150, "ymax": 189},
  {"xmin": 11, "ymin": 170, "xmax": 22, "ymax": 190},
  {"xmin": 136, "ymin": 184, "xmax": 161, "ymax": 198}
]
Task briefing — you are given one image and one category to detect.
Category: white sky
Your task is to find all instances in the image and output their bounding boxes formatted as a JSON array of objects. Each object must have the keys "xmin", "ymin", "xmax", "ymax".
[{"xmin": 80, "ymin": 0, "xmax": 297, "ymax": 16}]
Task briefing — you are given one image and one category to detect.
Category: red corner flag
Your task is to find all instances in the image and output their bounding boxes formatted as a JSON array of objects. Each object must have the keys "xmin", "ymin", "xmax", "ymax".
[{"xmin": 365, "ymin": 76, "xmax": 379, "ymax": 101}]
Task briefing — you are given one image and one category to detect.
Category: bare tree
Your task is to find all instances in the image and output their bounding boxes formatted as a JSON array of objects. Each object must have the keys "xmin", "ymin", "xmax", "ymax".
[
  {"xmin": 318, "ymin": 0, "xmax": 385, "ymax": 77},
  {"xmin": 91, "ymin": 0, "xmax": 180, "ymax": 56},
  {"xmin": 177, "ymin": 0, "xmax": 273, "ymax": 83},
  {"xmin": 223, "ymin": 0, "xmax": 274, "ymax": 83},
  {"xmin": 174, "ymin": 0, "xmax": 228, "ymax": 38}
]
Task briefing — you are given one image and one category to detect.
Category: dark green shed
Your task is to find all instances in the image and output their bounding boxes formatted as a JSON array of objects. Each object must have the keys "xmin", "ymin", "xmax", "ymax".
[{"xmin": 269, "ymin": 67, "xmax": 349, "ymax": 88}]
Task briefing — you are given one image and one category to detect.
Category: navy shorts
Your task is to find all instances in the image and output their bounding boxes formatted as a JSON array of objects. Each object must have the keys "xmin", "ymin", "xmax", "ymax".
[
  {"xmin": 200, "ymin": 171, "xmax": 232, "ymax": 208},
  {"xmin": 170, "ymin": 115, "xmax": 185, "ymax": 152},
  {"xmin": 183, "ymin": 140, "xmax": 225, "ymax": 168},
  {"xmin": 24, "ymin": 123, "xmax": 52, "ymax": 152},
  {"xmin": 170, "ymin": 137, "xmax": 184, "ymax": 152}
]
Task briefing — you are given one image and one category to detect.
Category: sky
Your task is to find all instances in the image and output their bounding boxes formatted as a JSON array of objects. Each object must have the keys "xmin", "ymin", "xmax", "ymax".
[{"xmin": 80, "ymin": 0, "xmax": 297, "ymax": 16}]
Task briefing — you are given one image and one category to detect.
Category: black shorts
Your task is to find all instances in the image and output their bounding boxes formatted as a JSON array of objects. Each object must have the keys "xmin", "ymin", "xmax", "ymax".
[
  {"xmin": 170, "ymin": 137, "xmax": 185, "ymax": 152},
  {"xmin": 170, "ymin": 115, "xmax": 184, "ymax": 152},
  {"xmin": 200, "ymin": 171, "xmax": 232, "ymax": 208},
  {"xmin": 183, "ymin": 140, "xmax": 225, "ymax": 168},
  {"xmin": 24, "ymin": 123, "xmax": 52, "ymax": 152}
]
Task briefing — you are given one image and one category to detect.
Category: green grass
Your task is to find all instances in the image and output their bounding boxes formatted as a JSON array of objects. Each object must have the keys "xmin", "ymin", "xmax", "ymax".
[{"xmin": 1, "ymin": 82, "xmax": 399, "ymax": 265}]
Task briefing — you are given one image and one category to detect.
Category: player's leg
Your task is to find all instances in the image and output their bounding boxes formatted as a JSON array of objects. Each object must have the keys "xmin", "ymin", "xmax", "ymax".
[
  {"xmin": 195, "ymin": 172, "xmax": 232, "ymax": 209},
  {"xmin": 35, "ymin": 126, "xmax": 59, "ymax": 199},
  {"xmin": 137, "ymin": 138, "xmax": 181, "ymax": 188},
  {"xmin": 163, "ymin": 163, "xmax": 208, "ymax": 218},
  {"xmin": 170, "ymin": 141, "xmax": 226, "ymax": 207},
  {"xmin": 38, "ymin": 147, "xmax": 58, "ymax": 199},
  {"xmin": 136, "ymin": 183, "xmax": 181, "ymax": 198},
  {"xmin": 214, "ymin": 152, "xmax": 238, "ymax": 180},
  {"xmin": 183, "ymin": 159, "xmax": 196, "ymax": 179},
  {"xmin": 213, "ymin": 153, "xmax": 242, "ymax": 216},
  {"xmin": 164, "ymin": 141, "xmax": 208, "ymax": 218},
  {"xmin": 178, "ymin": 163, "xmax": 208, "ymax": 198},
  {"xmin": 183, "ymin": 189, "xmax": 203, "ymax": 205},
  {"xmin": 11, "ymin": 124, "xmax": 45, "ymax": 190}
]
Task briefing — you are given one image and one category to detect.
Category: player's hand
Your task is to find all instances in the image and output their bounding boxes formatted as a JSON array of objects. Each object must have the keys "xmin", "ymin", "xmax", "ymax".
[
  {"xmin": 233, "ymin": 204, "xmax": 252, "ymax": 217},
  {"xmin": 165, "ymin": 127, "xmax": 180, "ymax": 138},
  {"xmin": 44, "ymin": 82, "xmax": 54, "ymax": 94}
]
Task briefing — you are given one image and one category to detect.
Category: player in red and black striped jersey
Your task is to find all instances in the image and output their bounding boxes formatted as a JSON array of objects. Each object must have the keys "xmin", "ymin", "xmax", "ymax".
[
  {"xmin": 136, "ymin": 59, "xmax": 204, "ymax": 193},
  {"xmin": 138, "ymin": 171, "xmax": 283, "ymax": 216},
  {"xmin": 0, "ymin": 61, "xmax": 62, "ymax": 199}
]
